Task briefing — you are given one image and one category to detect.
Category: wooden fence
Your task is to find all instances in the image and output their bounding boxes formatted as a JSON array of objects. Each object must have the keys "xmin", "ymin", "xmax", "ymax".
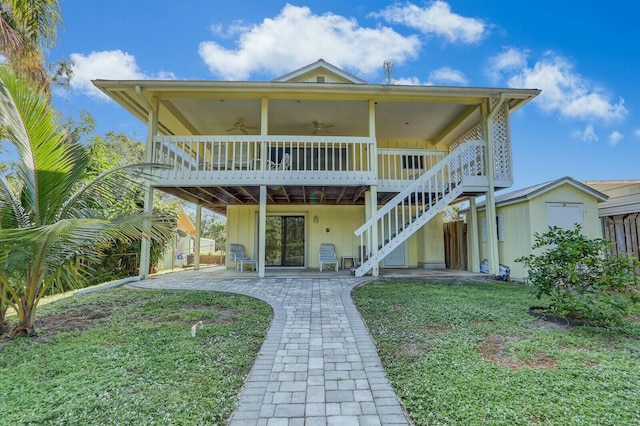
[
  {"xmin": 602, "ymin": 213, "xmax": 639, "ymax": 259},
  {"xmin": 444, "ymin": 221, "xmax": 467, "ymax": 270}
]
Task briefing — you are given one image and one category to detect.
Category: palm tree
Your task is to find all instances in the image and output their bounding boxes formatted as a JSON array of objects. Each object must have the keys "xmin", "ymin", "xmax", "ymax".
[
  {"xmin": 0, "ymin": 0, "xmax": 63, "ymax": 94},
  {"xmin": 0, "ymin": 66, "xmax": 170, "ymax": 337}
]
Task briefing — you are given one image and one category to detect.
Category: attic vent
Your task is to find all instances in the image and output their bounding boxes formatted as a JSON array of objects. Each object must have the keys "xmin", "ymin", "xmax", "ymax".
[{"xmin": 316, "ymin": 76, "xmax": 325, "ymax": 83}]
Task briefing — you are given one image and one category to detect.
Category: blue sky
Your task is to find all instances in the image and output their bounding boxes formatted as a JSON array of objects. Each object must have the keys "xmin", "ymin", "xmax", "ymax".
[{"xmin": 50, "ymin": 0, "xmax": 638, "ymax": 191}]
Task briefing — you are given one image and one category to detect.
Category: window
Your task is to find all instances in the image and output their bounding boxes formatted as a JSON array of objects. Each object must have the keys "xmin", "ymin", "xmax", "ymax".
[
  {"xmin": 481, "ymin": 213, "xmax": 505, "ymax": 242},
  {"xmin": 402, "ymin": 155, "xmax": 424, "ymax": 170}
]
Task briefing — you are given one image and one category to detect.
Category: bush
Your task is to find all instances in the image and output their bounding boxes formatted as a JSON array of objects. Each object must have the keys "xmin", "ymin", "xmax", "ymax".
[{"xmin": 516, "ymin": 225, "xmax": 639, "ymax": 326}]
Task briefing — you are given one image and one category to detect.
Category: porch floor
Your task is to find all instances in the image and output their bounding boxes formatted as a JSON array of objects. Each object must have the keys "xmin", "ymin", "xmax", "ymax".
[{"xmin": 179, "ymin": 265, "xmax": 487, "ymax": 280}]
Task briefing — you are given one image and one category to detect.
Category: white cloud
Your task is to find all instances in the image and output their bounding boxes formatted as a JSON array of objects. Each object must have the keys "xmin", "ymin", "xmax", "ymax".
[
  {"xmin": 199, "ymin": 4, "xmax": 420, "ymax": 81},
  {"xmin": 373, "ymin": 1, "xmax": 486, "ymax": 43},
  {"xmin": 507, "ymin": 53, "xmax": 627, "ymax": 122},
  {"xmin": 429, "ymin": 67, "xmax": 468, "ymax": 85},
  {"xmin": 487, "ymin": 47, "xmax": 528, "ymax": 82},
  {"xmin": 69, "ymin": 50, "xmax": 175, "ymax": 99},
  {"xmin": 575, "ymin": 124, "xmax": 598, "ymax": 142},
  {"xmin": 608, "ymin": 130, "xmax": 624, "ymax": 146},
  {"xmin": 392, "ymin": 76, "xmax": 429, "ymax": 85},
  {"xmin": 635, "ymin": 129, "xmax": 640, "ymax": 138}
]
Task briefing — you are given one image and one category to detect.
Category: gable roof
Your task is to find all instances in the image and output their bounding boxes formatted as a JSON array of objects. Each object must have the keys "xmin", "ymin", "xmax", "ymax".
[
  {"xmin": 473, "ymin": 176, "xmax": 608, "ymax": 211},
  {"xmin": 272, "ymin": 59, "xmax": 367, "ymax": 84}
]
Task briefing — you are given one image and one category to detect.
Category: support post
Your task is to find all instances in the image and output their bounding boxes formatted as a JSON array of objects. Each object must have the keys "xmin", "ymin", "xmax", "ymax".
[
  {"xmin": 482, "ymin": 97, "xmax": 505, "ymax": 276},
  {"xmin": 370, "ymin": 185, "xmax": 379, "ymax": 277},
  {"xmin": 468, "ymin": 197, "xmax": 481, "ymax": 272},
  {"xmin": 194, "ymin": 205, "xmax": 201, "ymax": 270},
  {"xmin": 368, "ymin": 100, "xmax": 379, "ymax": 277},
  {"xmin": 258, "ymin": 185, "xmax": 267, "ymax": 278},
  {"xmin": 138, "ymin": 91, "xmax": 158, "ymax": 280}
]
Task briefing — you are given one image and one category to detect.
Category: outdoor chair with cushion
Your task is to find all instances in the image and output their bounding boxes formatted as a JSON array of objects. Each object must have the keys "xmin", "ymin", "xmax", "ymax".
[
  {"xmin": 229, "ymin": 243, "xmax": 256, "ymax": 271},
  {"xmin": 319, "ymin": 243, "xmax": 338, "ymax": 271}
]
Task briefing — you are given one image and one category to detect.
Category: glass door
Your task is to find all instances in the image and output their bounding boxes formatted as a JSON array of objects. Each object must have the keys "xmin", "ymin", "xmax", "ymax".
[{"xmin": 265, "ymin": 216, "xmax": 305, "ymax": 266}]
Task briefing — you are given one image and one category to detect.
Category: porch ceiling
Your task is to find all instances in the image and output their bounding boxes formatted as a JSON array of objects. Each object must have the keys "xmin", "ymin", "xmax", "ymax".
[
  {"xmin": 156, "ymin": 185, "xmax": 401, "ymax": 216},
  {"xmin": 163, "ymin": 98, "xmax": 476, "ymax": 142},
  {"xmin": 94, "ymin": 80, "xmax": 539, "ymax": 146}
]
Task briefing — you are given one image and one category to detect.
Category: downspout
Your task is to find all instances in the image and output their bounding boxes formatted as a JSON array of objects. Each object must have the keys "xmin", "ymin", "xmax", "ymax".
[{"xmin": 483, "ymin": 93, "xmax": 506, "ymax": 277}]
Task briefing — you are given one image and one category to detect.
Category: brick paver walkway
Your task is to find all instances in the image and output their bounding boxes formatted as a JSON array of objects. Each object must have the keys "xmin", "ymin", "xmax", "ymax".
[{"xmin": 131, "ymin": 270, "xmax": 409, "ymax": 425}]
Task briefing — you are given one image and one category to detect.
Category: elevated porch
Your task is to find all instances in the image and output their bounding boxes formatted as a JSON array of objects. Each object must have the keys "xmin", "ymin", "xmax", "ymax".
[{"xmin": 151, "ymin": 135, "xmax": 506, "ymax": 214}]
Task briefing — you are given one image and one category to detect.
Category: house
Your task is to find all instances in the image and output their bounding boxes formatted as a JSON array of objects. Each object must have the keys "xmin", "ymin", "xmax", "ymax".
[
  {"xmin": 93, "ymin": 59, "xmax": 540, "ymax": 278},
  {"xmin": 582, "ymin": 180, "xmax": 640, "ymax": 260},
  {"xmin": 467, "ymin": 177, "xmax": 607, "ymax": 280},
  {"xmin": 158, "ymin": 204, "xmax": 195, "ymax": 271}
]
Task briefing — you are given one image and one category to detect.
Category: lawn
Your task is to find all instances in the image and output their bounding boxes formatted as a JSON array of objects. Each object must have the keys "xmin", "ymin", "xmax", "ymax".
[
  {"xmin": 353, "ymin": 279, "xmax": 640, "ymax": 426},
  {"xmin": 0, "ymin": 286, "xmax": 272, "ymax": 425}
]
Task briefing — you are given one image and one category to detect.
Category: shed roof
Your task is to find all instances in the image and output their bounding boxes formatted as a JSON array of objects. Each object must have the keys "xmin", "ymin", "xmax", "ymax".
[{"xmin": 472, "ymin": 176, "xmax": 608, "ymax": 211}]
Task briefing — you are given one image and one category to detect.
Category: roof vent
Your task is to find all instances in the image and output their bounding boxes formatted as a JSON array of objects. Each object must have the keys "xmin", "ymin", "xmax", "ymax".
[{"xmin": 316, "ymin": 76, "xmax": 325, "ymax": 83}]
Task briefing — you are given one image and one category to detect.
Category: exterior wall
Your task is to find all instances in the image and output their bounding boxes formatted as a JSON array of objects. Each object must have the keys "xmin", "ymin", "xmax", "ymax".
[
  {"xmin": 475, "ymin": 184, "xmax": 603, "ymax": 280},
  {"xmin": 227, "ymin": 204, "xmax": 365, "ymax": 269},
  {"xmin": 226, "ymin": 203, "xmax": 445, "ymax": 269},
  {"xmin": 497, "ymin": 202, "xmax": 531, "ymax": 280},
  {"xmin": 415, "ymin": 213, "xmax": 446, "ymax": 267},
  {"xmin": 528, "ymin": 186, "xmax": 602, "ymax": 240},
  {"xmin": 159, "ymin": 233, "xmax": 192, "ymax": 271}
]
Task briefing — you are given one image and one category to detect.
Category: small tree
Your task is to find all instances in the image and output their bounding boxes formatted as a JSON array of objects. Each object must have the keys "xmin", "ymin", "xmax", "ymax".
[
  {"xmin": 0, "ymin": 66, "xmax": 170, "ymax": 337},
  {"xmin": 516, "ymin": 225, "xmax": 639, "ymax": 326}
]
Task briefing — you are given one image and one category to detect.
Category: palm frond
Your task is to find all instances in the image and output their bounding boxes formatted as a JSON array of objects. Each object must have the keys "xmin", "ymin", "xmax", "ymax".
[
  {"xmin": 0, "ymin": 66, "xmax": 90, "ymax": 224},
  {"xmin": 0, "ymin": 174, "xmax": 28, "ymax": 228},
  {"xmin": 0, "ymin": 213, "xmax": 172, "ymax": 268}
]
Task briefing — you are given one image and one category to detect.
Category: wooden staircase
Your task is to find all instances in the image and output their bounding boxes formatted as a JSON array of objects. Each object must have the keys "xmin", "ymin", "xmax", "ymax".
[{"xmin": 354, "ymin": 140, "xmax": 486, "ymax": 277}]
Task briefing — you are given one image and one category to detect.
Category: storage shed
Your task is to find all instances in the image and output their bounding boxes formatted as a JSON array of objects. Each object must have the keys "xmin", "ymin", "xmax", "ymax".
[{"xmin": 468, "ymin": 177, "xmax": 607, "ymax": 280}]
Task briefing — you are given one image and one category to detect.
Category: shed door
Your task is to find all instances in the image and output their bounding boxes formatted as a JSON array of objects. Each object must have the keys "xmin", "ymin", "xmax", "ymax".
[{"xmin": 546, "ymin": 203, "xmax": 583, "ymax": 230}]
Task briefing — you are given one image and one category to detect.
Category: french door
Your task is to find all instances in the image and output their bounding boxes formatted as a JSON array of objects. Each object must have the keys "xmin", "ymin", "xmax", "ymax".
[{"xmin": 265, "ymin": 216, "xmax": 305, "ymax": 266}]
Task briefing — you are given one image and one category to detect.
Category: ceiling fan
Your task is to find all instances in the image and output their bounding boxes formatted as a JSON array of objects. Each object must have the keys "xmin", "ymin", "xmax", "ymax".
[
  {"xmin": 226, "ymin": 118, "xmax": 257, "ymax": 135},
  {"xmin": 312, "ymin": 120, "xmax": 334, "ymax": 135}
]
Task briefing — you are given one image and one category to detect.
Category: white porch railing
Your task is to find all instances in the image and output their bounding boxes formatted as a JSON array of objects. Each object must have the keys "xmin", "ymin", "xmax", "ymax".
[
  {"xmin": 151, "ymin": 135, "xmax": 377, "ymax": 185},
  {"xmin": 354, "ymin": 140, "xmax": 487, "ymax": 277},
  {"xmin": 377, "ymin": 149, "xmax": 445, "ymax": 191}
]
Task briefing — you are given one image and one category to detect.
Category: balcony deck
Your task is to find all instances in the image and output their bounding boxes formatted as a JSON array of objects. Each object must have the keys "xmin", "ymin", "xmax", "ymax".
[{"xmin": 151, "ymin": 135, "xmax": 498, "ymax": 214}]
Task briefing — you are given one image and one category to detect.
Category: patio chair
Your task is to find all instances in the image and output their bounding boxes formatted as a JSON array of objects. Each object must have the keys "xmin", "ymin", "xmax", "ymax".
[
  {"xmin": 319, "ymin": 243, "xmax": 338, "ymax": 272},
  {"xmin": 229, "ymin": 243, "xmax": 256, "ymax": 271},
  {"xmin": 269, "ymin": 152, "xmax": 291, "ymax": 170}
]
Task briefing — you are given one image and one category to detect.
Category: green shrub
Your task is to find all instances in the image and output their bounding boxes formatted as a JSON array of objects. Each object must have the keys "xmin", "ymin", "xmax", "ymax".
[{"xmin": 516, "ymin": 225, "xmax": 639, "ymax": 326}]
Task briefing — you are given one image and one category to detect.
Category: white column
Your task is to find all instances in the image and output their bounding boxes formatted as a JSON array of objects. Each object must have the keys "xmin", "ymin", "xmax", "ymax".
[
  {"xmin": 194, "ymin": 205, "xmax": 201, "ymax": 271},
  {"xmin": 139, "ymin": 94, "xmax": 158, "ymax": 280},
  {"xmin": 258, "ymin": 185, "xmax": 267, "ymax": 278},
  {"xmin": 260, "ymin": 98, "xmax": 268, "ymax": 170},
  {"xmin": 468, "ymin": 197, "xmax": 481, "ymax": 272},
  {"xmin": 482, "ymin": 101, "xmax": 500, "ymax": 276},
  {"xmin": 258, "ymin": 98, "xmax": 269, "ymax": 277},
  {"xmin": 368, "ymin": 100, "xmax": 379, "ymax": 277}
]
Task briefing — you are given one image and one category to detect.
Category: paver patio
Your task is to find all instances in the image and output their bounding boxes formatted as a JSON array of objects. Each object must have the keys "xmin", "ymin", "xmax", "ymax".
[{"xmin": 131, "ymin": 269, "xmax": 409, "ymax": 425}]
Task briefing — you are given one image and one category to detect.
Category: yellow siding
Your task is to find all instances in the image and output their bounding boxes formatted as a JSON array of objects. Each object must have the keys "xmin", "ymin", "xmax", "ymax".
[
  {"xmin": 474, "ymin": 183, "xmax": 604, "ymax": 280},
  {"xmin": 528, "ymin": 185, "xmax": 602, "ymax": 240},
  {"xmin": 227, "ymin": 204, "xmax": 365, "ymax": 269},
  {"xmin": 497, "ymin": 202, "xmax": 531, "ymax": 280},
  {"xmin": 227, "ymin": 204, "xmax": 445, "ymax": 269},
  {"xmin": 415, "ymin": 213, "xmax": 445, "ymax": 266}
]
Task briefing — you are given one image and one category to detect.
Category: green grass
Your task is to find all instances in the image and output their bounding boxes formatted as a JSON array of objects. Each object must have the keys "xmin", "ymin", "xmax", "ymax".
[
  {"xmin": 353, "ymin": 279, "xmax": 640, "ymax": 426},
  {"xmin": 0, "ymin": 287, "xmax": 272, "ymax": 425}
]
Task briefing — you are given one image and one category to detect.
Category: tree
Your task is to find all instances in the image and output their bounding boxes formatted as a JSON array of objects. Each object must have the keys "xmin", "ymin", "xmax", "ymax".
[
  {"xmin": 0, "ymin": 0, "xmax": 67, "ymax": 94},
  {"xmin": 382, "ymin": 60, "xmax": 395, "ymax": 84},
  {"xmin": 0, "ymin": 66, "xmax": 170, "ymax": 337},
  {"xmin": 199, "ymin": 212, "xmax": 226, "ymax": 253},
  {"xmin": 516, "ymin": 225, "xmax": 639, "ymax": 326}
]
